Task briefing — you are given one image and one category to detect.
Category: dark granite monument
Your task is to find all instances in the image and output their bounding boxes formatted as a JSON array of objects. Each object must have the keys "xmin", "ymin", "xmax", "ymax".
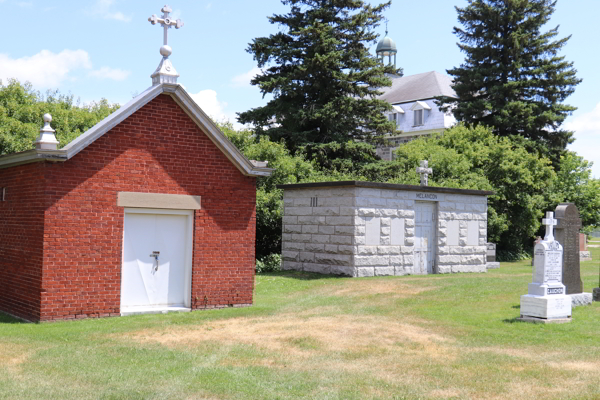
[{"xmin": 554, "ymin": 203, "xmax": 583, "ymax": 294}]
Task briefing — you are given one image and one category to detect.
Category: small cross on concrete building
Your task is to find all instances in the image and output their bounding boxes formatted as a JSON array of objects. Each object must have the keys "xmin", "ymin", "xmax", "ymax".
[{"xmin": 416, "ymin": 160, "xmax": 432, "ymax": 186}]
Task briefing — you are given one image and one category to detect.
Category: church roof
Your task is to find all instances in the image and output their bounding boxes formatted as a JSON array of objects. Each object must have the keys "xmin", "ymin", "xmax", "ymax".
[
  {"xmin": 0, "ymin": 83, "xmax": 273, "ymax": 177},
  {"xmin": 377, "ymin": 71, "xmax": 457, "ymax": 104}
]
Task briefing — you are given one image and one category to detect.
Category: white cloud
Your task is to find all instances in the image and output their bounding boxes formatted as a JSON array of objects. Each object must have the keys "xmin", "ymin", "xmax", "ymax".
[
  {"xmin": 189, "ymin": 89, "xmax": 244, "ymax": 129},
  {"xmin": 0, "ymin": 49, "xmax": 92, "ymax": 88},
  {"xmin": 16, "ymin": 1, "xmax": 33, "ymax": 8},
  {"xmin": 88, "ymin": 0, "xmax": 131, "ymax": 22},
  {"xmin": 206, "ymin": 3, "xmax": 212, "ymax": 10},
  {"xmin": 566, "ymin": 102, "xmax": 600, "ymax": 178},
  {"xmin": 105, "ymin": 11, "xmax": 130, "ymax": 22},
  {"xmin": 170, "ymin": 9, "xmax": 182, "ymax": 20},
  {"xmin": 231, "ymin": 67, "xmax": 262, "ymax": 88},
  {"xmin": 190, "ymin": 89, "xmax": 230, "ymax": 121},
  {"xmin": 564, "ymin": 103, "xmax": 600, "ymax": 135},
  {"xmin": 88, "ymin": 66, "xmax": 131, "ymax": 81}
]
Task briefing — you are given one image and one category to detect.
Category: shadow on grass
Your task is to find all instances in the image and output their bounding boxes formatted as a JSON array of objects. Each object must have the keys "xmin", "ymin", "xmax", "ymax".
[
  {"xmin": 0, "ymin": 311, "xmax": 30, "ymax": 324},
  {"xmin": 258, "ymin": 270, "xmax": 350, "ymax": 281},
  {"xmin": 504, "ymin": 305, "xmax": 522, "ymax": 323}
]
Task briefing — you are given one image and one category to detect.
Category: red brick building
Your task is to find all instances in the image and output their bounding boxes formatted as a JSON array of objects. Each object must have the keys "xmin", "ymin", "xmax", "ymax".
[{"xmin": 0, "ymin": 81, "xmax": 272, "ymax": 321}]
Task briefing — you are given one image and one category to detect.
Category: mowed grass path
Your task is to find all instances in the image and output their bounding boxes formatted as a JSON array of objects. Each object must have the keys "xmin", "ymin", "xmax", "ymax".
[{"xmin": 1, "ymin": 250, "xmax": 599, "ymax": 399}]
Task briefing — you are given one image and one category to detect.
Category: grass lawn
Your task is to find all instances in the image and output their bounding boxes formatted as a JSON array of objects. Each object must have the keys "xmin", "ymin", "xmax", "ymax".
[{"xmin": 1, "ymin": 249, "xmax": 599, "ymax": 399}]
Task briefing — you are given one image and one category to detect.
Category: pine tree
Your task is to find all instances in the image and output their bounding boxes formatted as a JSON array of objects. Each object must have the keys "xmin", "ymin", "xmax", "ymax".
[
  {"xmin": 438, "ymin": 0, "xmax": 581, "ymax": 161},
  {"xmin": 238, "ymin": 0, "xmax": 400, "ymax": 152}
]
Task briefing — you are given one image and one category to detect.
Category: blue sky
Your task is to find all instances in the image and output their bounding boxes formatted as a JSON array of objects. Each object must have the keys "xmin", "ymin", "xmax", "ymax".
[{"xmin": 1, "ymin": 0, "xmax": 599, "ymax": 176}]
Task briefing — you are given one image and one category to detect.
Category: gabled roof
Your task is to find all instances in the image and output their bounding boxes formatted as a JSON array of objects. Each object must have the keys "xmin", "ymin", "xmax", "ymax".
[
  {"xmin": 410, "ymin": 101, "xmax": 432, "ymax": 111},
  {"xmin": 377, "ymin": 71, "xmax": 457, "ymax": 105},
  {"xmin": 0, "ymin": 83, "xmax": 273, "ymax": 177}
]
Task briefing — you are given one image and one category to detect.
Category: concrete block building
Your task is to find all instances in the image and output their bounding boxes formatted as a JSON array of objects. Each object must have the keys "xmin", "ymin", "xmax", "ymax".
[{"xmin": 278, "ymin": 181, "xmax": 493, "ymax": 277}]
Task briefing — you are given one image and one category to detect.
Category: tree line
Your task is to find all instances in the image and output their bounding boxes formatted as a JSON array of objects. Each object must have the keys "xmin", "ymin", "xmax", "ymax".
[{"xmin": 1, "ymin": 0, "xmax": 598, "ymax": 264}]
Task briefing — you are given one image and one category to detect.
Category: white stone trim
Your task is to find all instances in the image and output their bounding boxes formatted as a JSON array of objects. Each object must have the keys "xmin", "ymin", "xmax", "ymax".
[{"xmin": 118, "ymin": 192, "xmax": 201, "ymax": 210}]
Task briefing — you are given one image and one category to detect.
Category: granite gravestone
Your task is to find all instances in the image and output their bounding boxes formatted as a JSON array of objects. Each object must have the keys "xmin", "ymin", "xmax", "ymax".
[
  {"xmin": 519, "ymin": 212, "xmax": 572, "ymax": 323},
  {"xmin": 579, "ymin": 233, "xmax": 592, "ymax": 261},
  {"xmin": 486, "ymin": 243, "xmax": 500, "ymax": 269},
  {"xmin": 531, "ymin": 236, "xmax": 542, "ymax": 266},
  {"xmin": 554, "ymin": 203, "xmax": 583, "ymax": 294}
]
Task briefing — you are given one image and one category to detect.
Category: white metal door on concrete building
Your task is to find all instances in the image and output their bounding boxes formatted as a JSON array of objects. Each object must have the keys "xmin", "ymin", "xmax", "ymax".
[
  {"xmin": 121, "ymin": 208, "xmax": 193, "ymax": 315},
  {"xmin": 414, "ymin": 202, "xmax": 436, "ymax": 274}
]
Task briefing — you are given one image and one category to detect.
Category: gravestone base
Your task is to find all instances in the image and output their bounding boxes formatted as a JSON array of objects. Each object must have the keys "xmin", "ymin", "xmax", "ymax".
[
  {"xmin": 569, "ymin": 292, "xmax": 593, "ymax": 307},
  {"xmin": 520, "ymin": 294, "xmax": 572, "ymax": 320},
  {"xmin": 593, "ymin": 288, "xmax": 600, "ymax": 302},
  {"xmin": 516, "ymin": 315, "xmax": 572, "ymax": 324},
  {"xmin": 527, "ymin": 282, "xmax": 566, "ymax": 297},
  {"xmin": 486, "ymin": 262, "xmax": 500, "ymax": 270},
  {"xmin": 579, "ymin": 251, "xmax": 592, "ymax": 261}
]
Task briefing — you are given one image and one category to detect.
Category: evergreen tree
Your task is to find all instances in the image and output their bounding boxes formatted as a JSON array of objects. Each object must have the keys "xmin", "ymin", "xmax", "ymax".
[
  {"xmin": 238, "ymin": 0, "xmax": 400, "ymax": 152},
  {"xmin": 438, "ymin": 0, "xmax": 581, "ymax": 161}
]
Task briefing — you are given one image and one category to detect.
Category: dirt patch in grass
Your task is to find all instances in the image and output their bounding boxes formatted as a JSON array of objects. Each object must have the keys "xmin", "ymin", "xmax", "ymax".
[
  {"xmin": 429, "ymin": 388, "xmax": 463, "ymax": 398},
  {"xmin": 328, "ymin": 279, "xmax": 435, "ymax": 298},
  {"xmin": 548, "ymin": 361, "xmax": 600, "ymax": 372},
  {"xmin": 127, "ymin": 314, "xmax": 452, "ymax": 357},
  {"xmin": 0, "ymin": 342, "xmax": 30, "ymax": 376}
]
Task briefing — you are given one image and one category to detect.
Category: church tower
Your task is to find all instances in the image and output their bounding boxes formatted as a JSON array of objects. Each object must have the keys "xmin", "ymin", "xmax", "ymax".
[{"xmin": 376, "ymin": 23, "xmax": 397, "ymax": 68}]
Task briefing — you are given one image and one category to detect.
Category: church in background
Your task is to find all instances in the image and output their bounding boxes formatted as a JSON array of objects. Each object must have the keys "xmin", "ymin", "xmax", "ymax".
[{"xmin": 375, "ymin": 31, "xmax": 457, "ymax": 160}]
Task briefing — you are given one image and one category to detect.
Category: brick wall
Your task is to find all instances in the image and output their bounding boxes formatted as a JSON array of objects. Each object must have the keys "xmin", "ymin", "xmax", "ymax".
[
  {"xmin": 0, "ymin": 163, "xmax": 45, "ymax": 321},
  {"xmin": 2, "ymin": 94, "xmax": 257, "ymax": 321}
]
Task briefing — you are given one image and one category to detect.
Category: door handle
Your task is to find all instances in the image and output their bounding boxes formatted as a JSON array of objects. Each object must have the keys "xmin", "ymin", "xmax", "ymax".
[{"xmin": 149, "ymin": 251, "xmax": 160, "ymax": 271}]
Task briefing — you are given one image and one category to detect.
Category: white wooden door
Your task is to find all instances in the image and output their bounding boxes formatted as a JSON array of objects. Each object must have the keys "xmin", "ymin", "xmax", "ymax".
[
  {"xmin": 414, "ymin": 202, "xmax": 436, "ymax": 274},
  {"xmin": 121, "ymin": 209, "xmax": 193, "ymax": 313}
]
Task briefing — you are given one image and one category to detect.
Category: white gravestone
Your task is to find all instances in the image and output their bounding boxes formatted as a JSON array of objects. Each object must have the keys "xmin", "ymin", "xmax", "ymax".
[{"xmin": 520, "ymin": 212, "xmax": 572, "ymax": 321}]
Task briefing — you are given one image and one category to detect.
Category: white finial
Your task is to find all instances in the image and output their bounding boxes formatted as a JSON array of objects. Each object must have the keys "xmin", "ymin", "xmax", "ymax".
[
  {"xmin": 35, "ymin": 113, "xmax": 59, "ymax": 150},
  {"xmin": 149, "ymin": 5, "xmax": 184, "ymax": 59},
  {"xmin": 542, "ymin": 211, "xmax": 558, "ymax": 242},
  {"xmin": 149, "ymin": 5, "xmax": 184, "ymax": 85},
  {"xmin": 416, "ymin": 160, "xmax": 433, "ymax": 186}
]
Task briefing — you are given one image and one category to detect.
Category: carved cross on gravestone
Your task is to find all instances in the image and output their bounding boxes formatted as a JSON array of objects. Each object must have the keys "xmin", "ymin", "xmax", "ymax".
[
  {"xmin": 554, "ymin": 203, "xmax": 583, "ymax": 294},
  {"xmin": 416, "ymin": 160, "xmax": 432, "ymax": 186},
  {"xmin": 542, "ymin": 212, "xmax": 557, "ymax": 241}
]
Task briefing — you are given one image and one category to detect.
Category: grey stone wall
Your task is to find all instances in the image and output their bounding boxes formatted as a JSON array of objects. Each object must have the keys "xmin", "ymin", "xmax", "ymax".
[
  {"xmin": 281, "ymin": 186, "xmax": 488, "ymax": 277},
  {"xmin": 282, "ymin": 187, "xmax": 357, "ymax": 276},
  {"xmin": 436, "ymin": 194, "xmax": 488, "ymax": 273}
]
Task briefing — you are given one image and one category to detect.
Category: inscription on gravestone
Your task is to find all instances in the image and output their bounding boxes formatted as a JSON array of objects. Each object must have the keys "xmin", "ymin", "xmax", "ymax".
[{"xmin": 554, "ymin": 203, "xmax": 583, "ymax": 294}]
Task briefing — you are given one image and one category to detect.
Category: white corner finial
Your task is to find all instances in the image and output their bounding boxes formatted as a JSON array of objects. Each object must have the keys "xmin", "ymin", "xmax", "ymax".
[
  {"xmin": 416, "ymin": 160, "xmax": 433, "ymax": 186},
  {"xmin": 35, "ymin": 113, "xmax": 59, "ymax": 150},
  {"xmin": 542, "ymin": 211, "xmax": 558, "ymax": 242},
  {"xmin": 149, "ymin": 5, "xmax": 184, "ymax": 85}
]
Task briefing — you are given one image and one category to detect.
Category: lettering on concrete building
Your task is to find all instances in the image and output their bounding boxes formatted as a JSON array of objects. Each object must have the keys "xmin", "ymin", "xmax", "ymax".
[{"xmin": 416, "ymin": 193, "xmax": 437, "ymax": 200}]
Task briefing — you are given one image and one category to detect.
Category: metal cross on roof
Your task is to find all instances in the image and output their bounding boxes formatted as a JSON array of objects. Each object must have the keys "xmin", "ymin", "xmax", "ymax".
[
  {"xmin": 416, "ymin": 160, "xmax": 433, "ymax": 186},
  {"xmin": 542, "ymin": 211, "xmax": 558, "ymax": 242},
  {"xmin": 149, "ymin": 5, "xmax": 184, "ymax": 58}
]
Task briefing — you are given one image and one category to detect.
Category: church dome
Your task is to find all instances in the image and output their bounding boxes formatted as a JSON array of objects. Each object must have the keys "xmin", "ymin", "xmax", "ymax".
[{"xmin": 376, "ymin": 35, "xmax": 397, "ymax": 55}]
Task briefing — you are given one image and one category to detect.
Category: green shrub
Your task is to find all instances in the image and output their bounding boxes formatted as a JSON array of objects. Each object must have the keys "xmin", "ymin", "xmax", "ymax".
[{"xmin": 255, "ymin": 253, "xmax": 281, "ymax": 274}]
